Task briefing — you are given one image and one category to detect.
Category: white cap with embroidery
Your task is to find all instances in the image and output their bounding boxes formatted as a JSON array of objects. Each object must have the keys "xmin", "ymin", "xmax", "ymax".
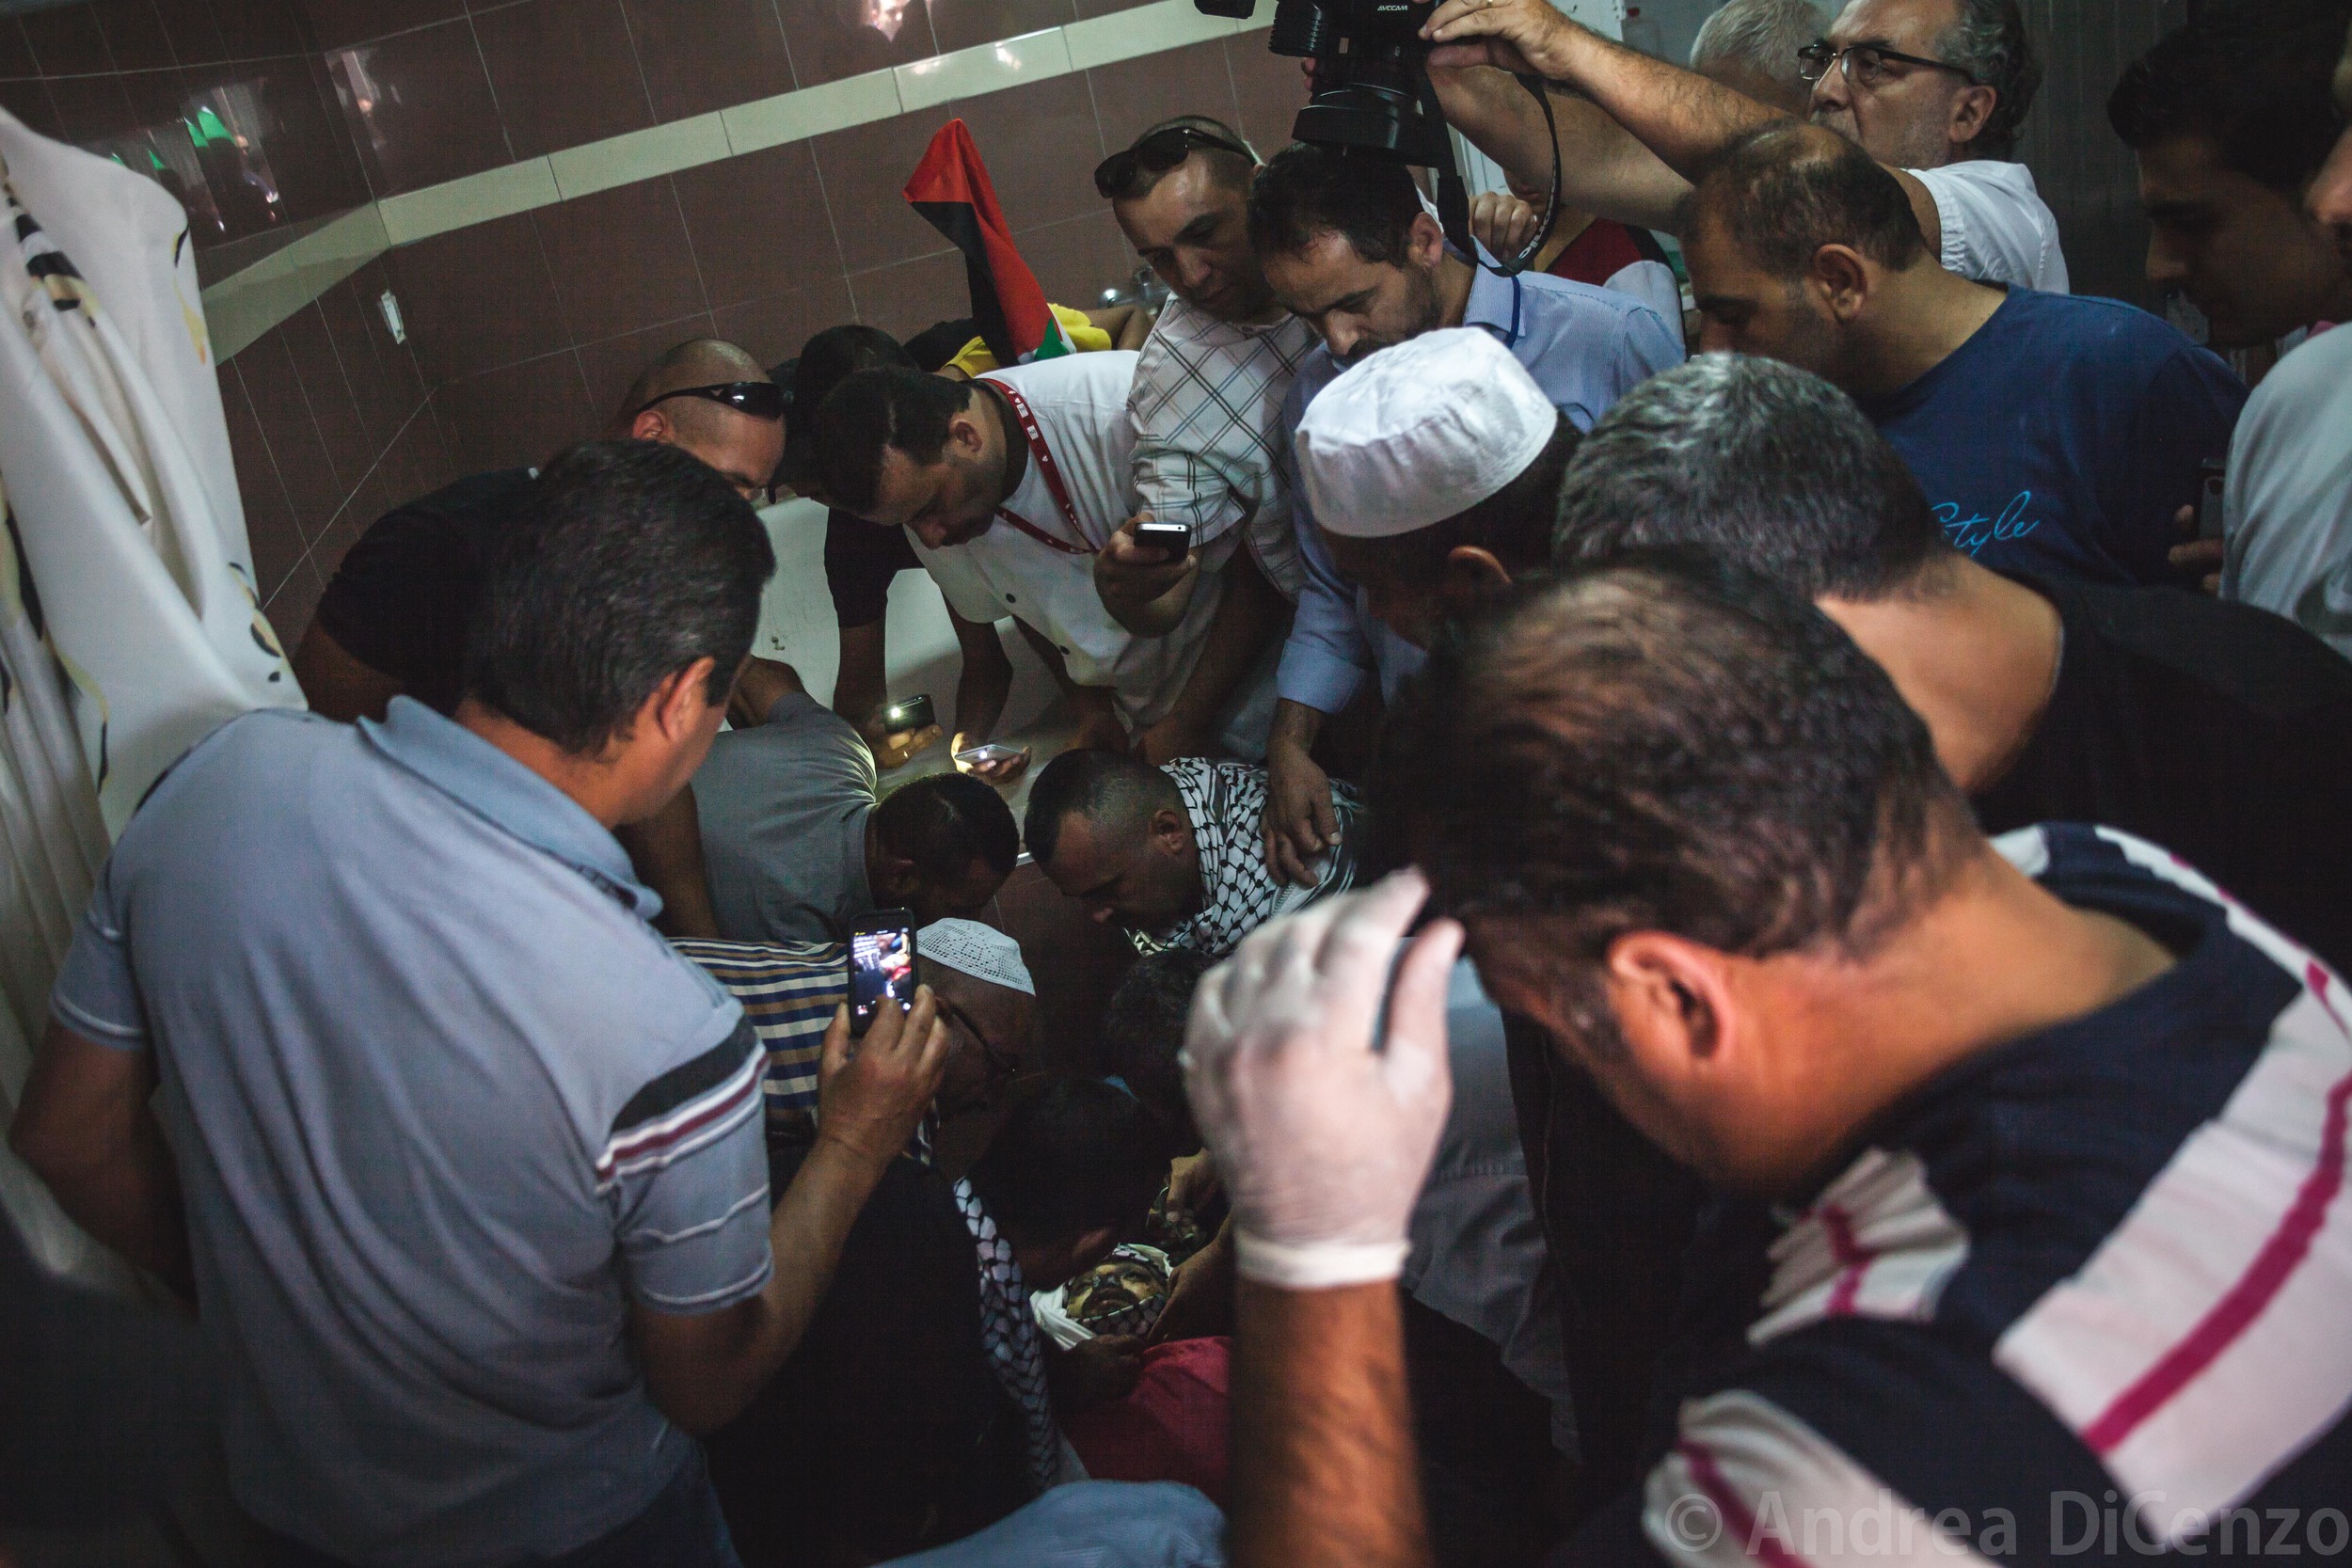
[
  {"xmin": 1295, "ymin": 327, "xmax": 1558, "ymax": 540},
  {"xmin": 917, "ymin": 918, "xmax": 1035, "ymax": 995}
]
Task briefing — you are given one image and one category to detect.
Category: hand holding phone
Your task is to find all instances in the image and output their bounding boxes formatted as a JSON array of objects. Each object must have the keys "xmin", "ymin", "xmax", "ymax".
[
  {"xmin": 953, "ymin": 737, "xmax": 1032, "ymax": 785},
  {"xmin": 880, "ymin": 693, "xmax": 937, "ymax": 737},
  {"xmin": 1133, "ymin": 519, "xmax": 1193, "ymax": 563}
]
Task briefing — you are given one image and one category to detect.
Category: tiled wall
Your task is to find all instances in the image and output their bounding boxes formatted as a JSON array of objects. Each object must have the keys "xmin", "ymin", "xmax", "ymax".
[
  {"xmin": 219, "ymin": 254, "xmax": 460, "ymax": 638},
  {"xmin": 0, "ymin": 0, "xmax": 369, "ymax": 269},
  {"xmin": 383, "ymin": 25, "xmax": 1306, "ymax": 481}
]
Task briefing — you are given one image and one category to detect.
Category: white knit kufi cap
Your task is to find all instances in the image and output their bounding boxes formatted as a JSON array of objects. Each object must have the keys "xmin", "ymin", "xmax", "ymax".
[
  {"xmin": 1296, "ymin": 327, "xmax": 1558, "ymax": 540},
  {"xmin": 916, "ymin": 918, "xmax": 1035, "ymax": 996}
]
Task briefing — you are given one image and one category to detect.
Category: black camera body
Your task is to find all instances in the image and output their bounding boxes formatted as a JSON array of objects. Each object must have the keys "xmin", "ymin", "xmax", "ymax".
[{"xmin": 1197, "ymin": 0, "xmax": 1451, "ymax": 168}]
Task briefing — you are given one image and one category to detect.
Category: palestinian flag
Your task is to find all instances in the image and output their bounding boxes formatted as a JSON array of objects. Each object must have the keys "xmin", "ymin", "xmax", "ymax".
[{"xmin": 903, "ymin": 119, "xmax": 1075, "ymax": 366}]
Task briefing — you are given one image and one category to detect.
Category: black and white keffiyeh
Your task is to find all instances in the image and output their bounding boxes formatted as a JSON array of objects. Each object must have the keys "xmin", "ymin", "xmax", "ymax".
[
  {"xmin": 1143, "ymin": 759, "xmax": 1363, "ymax": 960},
  {"xmin": 953, "ymin": 1178, "xmax": 1065, "ymax": 1494}
]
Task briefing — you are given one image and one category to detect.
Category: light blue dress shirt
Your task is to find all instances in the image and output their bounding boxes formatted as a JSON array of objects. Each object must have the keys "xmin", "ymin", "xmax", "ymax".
[{"xmin": 1274, "ymin": 264, "xmax": 1685, "ymax": 715}]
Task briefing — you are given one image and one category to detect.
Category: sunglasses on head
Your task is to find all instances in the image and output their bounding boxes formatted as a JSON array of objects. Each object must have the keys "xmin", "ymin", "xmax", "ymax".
[
  {"xmin": 631, "ymin": 381, "xmax": 786, "ymax": 422},
  {"xmin": 1093, "ymin": 126, "xmax": 1254, "ymax": 199}
]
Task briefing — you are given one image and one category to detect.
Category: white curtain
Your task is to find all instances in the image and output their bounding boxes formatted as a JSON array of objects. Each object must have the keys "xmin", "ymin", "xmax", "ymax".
[{"xmin": 0, "ymin": 108, "xmax": 303, "ymax": 1286}]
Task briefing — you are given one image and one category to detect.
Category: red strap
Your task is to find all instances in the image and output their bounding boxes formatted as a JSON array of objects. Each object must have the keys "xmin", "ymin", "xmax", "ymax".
[{"xmin": 993, "ymin": 382, "xmax": 1090, "ymax": 556}]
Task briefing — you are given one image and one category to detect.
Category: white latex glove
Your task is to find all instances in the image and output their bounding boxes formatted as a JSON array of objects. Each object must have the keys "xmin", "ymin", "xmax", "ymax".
[{"xmin": 1182, "ymin": 871, "xmax": 1462, "ymax": 1289}]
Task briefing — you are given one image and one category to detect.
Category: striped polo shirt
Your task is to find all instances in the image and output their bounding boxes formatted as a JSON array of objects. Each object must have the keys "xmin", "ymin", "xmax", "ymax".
[
  {"xmin": 1574, "ymin": 824, "xmax": 2352, "ymax": 1566},
  {"xmin": 673, "ymin": 937, "xmax": 846, "ymax": 1115}
]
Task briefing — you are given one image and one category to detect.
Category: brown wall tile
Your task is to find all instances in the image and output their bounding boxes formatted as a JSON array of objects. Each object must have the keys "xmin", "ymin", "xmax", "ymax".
[
  {"xmin": 709, "ymin": 275, "xmax": 856, "ymax": 369},
  {"xmin": 953, "ymin": 73, "xmax": 1104, "ymax": 231},
  {"xmin": 472, "ymin": 0, "xmax": 652, "ymax": 161},
  {"xmin": 534, "ymin": 177, "xmax": 708, "ymax": 346},
  {"xmin": 1015, "ymin": 210, "xmax": 1137, "ymax": 310},
  {"xmin": 385, "ymin": 210, "xmax": 568, "ymax": 382},
  {"xmin": 928, "ymin": 0, "xmax": 1070, "ymax": 55},
  {"xmin": 619, "ymin": 0, "xmax": 794, "ymax": 121},
  {"xmin": 300, "ymin": 0, "xmax": 467, "ymax": 52},
  {"xmin": 315, "ymin": 274, "xmax": 415, "ymax": 450},
  {"xmin": 264, "ymin": 556, "xmax": 326, "ymax": 639},
  {"xmin": 0, "ymin": 81, "xmax": 63, "ymax": 140},
  {"xmin": 235, "ymin": 325, "xmax": 343, "ymax": 535},
  {"xmin": 348, "ymin": 258, "xmax": 431, "ymax": 412},
  {"xmin": 574, "ymin": 310, "xmax": 717, "ymax": 418},
  {"xmin": 328, "ymin": 21, "xmax": 511, "ymax": 195},
  {"xmin": 810, "ymin": 106, "xmax": 961, "ymax": 273},
  {"xmin": 88, "ymin": 0, "xmax": 177, "ymax": 71},
  {"xmin": 220, "ymin": 361, "xmax": 309, "ymax": 598},
  {"xmin": 43, "ymin": 72, "xmax": 137, "ymax": 143},
  {"xmin": 432, "ymin": 352, "xmax": 600, "ymax": 475},
  {"xmin": 18, "ymin": 5, "xmax": 117, "ymax": 73},
  {"xmin": 0, "ymin": 18, "xmax": 39, "ymax": 76},
  {"xmin": 157, "ymin": 0, "xmax": 230, "ymax": 65},
  {"xmin": 1069, "ymin": 0, "xmax": 1151, "ymax": 17},
  {"xmin": 772, "ymin": 0, "xmax": 936, "ymax": 90},
  {"xmin": 1224, "ymin": 29, "xmax": 1302, "ymax": 151},
  {"xmin": 274, "ymin": 297, "xmax": 373, "ymax": 495},
  {"xmin": 844, "ymin": 246, "xmax": 967, "ymax": 341},
  {"xmin": 208, "ymin": 0, "xmax": 314, "ymax": 60},
  {"xmin": 1085, "ymin": 36, "xmax": 1240, "ymax": 153},
  {"xmin": 672, "ymin": 141, "xmax": 843, "ymax": 309}
]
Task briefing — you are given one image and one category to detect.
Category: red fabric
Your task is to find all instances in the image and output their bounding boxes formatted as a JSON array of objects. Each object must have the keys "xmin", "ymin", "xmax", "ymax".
[
  {"xmin": 902, "ymin": 119, "xmax": 1055, "ymax": 362},
  {"xmin": 1544, "ymin": 216, "xmax": 1665, "ymax": 289},
  {"xmin": 1064, "ymin": 1337, "xmax": 1232, "ymax": 1506}
]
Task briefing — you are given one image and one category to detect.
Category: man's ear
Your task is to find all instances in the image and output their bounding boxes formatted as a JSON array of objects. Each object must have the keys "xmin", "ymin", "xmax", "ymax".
[
  {"xmin": 1442, "ymin": 546, "xmax": 1514, "ymax": 599},
  {"xmin": 1406, "ymin": 210, "xmax": 1447, "ymax": 272},
  {"xmin": 1150, "ymin": 804, "xmax": 1192, "ymax": 857},
  {"xmin": 1947, "ymin": 84, "xmax": 1996, "ymax": 150},
  {"xmin": 946, "ymin": 396, "xmax": 989, "ymax": 461},
  {"xmin": 646, "ymin": 657, "xmax": 722, "ymax": 743},
  {"xmin": 1807, "ymin": 243, "xmax": 1873, "ymax": 322},
  {"xmin": 627, "ymin": 406, "xmax": 673, "ymax": 444},
  {"xmin": 868, "ymin": 845, "xmax": 919, "ymax": 901},
  {"xmin": 1601, "ymin": 930, "xmax": 1737, "ymax": 1075}
]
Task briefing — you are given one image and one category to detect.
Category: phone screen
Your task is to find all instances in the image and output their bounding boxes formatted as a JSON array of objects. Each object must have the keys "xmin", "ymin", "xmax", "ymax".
[{"xmin": 850, "ymin": 912, "xmax": 917, "ymax": 1034}]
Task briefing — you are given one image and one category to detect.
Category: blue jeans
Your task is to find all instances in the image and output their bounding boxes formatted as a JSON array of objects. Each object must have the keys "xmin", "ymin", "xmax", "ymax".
[{"xmin": 880, "ymin": 1481, "xmax": 1225, "ymax": 1568}]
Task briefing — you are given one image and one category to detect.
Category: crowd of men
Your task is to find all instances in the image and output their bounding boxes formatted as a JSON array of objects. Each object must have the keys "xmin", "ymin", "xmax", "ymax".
[{"xmin": 12, "ymin": 0, "xmax": 2352, "ymax": 1564}]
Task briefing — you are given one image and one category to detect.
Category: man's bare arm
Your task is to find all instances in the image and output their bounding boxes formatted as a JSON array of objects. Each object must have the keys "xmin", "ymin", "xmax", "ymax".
[
  {"xmin": 292, "ymin": 621, "xmax": 405, "ymax": 722},
  {"xmin": 1430, "ymin": 63, "xmax": 1692, "ymax": 233},
  {"xmin": 633, "ymin": 991, "xmax": 949, "ymax": 1435},
  {"xmin": 616, "ymin": 785, "xmax": 723, "ymax": 941},
  {"xmin": 10, "ymin": 1022, "xmax": 192, "ymax": 1296},
  {"xmin": 1140, "ymin": 550, "xmax": 1290, "ymax": 764},
  {"xmin": 1232, "ymin": 1280, "xmax": 1429, "ymax": 1568},
  {"xmin": 948, "ymin": 608, "xmax": 1017, "ymax": 747},
  {"xmin": 1425, "ymin": 0, "xmax": 1947, "ymax": 245}
]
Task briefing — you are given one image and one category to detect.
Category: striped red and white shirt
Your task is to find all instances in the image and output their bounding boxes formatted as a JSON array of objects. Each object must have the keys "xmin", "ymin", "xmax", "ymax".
[{"xmin": 1568, "ymin": 823, "xmax": 2352, "ymax": 1566}]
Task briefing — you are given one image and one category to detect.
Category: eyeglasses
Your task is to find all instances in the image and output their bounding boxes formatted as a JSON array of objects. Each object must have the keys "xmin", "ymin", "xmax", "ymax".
[
  {"xmin": 935, "ymin": 993, "xmax": 1022, "ymax": 1086},
  {"xmin": 630, "ymin": 381, "xmax": 786, "ymax": 422},
  {"xmin": 1094, "ymin": 126, "xmax": 1255, "ymax": 200},
  {"xmin": 1796, "ymin": 40, "xmax": 1980, "ymax": 89}
]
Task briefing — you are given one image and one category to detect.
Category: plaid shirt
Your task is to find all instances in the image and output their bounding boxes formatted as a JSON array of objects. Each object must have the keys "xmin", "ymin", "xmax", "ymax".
[
  {"xmin": 673, "ymin": 938, "xmax": 844, "ymax": 1115},
  {"xmin": 1130, "ymin": 293, "xmax": 1320, "ymax": 601},
  {"xmin": 1141, "ymin": 759, "xmax": 1363, "ymax": 959}
]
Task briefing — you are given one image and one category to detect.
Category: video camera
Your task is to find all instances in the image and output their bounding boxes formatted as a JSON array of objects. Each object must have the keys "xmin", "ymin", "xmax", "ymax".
[{"xmin": 1192, "ymin": 0, "xmax": 1559, "ymax": 273}]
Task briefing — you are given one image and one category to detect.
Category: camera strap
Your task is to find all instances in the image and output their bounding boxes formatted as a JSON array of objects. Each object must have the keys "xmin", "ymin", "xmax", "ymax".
[
  {"xmin": 1418, "ymin": 65, "xmax": 1565, "ymax": 278},
  {"xmin": 992, "ymin": 382, "xmax": 1092, "ymax": 556}
]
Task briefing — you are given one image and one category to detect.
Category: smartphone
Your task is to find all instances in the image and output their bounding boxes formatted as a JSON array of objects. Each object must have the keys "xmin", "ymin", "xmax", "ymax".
[
  {"xmin": 849, "ymin": 911, "xmax": 917, "ymax": 1035},
  {"xmin": 2198, "ymin": 458, "xmax": 2227, "ymax": 541},
  {"xmin": 881, "ymin": 693, "xmax": 936, "ymax": 735},
  {"xmin": 955, "ymin": 742, "xmax": 1025, "ymax": 768},
  {"xmin": 1134, "ymin": 519, "xmax": 1192, "ymax": 560}
]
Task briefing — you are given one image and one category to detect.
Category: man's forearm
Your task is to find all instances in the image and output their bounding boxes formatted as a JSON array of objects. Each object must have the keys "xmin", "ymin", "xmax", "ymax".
[
  {"xmin": 1267, "ymin": 697, "xmax": 1327, "ymax": 760},
  {"xmin": 1543, "ymin": 21, "xmax": 1783, "ymax": 177},
  {"xmin": 616, "ymin": 787, "xmax": 721, "ymax": 941},
  {"xmin": 10, "ymin": 1026, "xmax": 192, "ymax": 1295},
  {"xmin": 1232, "ymin": 1280, "xmax": 1430, "ymax": 1568},
  {"xmin": 953, "ymin": 624, "xmax": 1015, "ymax": 742},
  {"xmin": 1166, "ymin": 553, "xmax": 1288, "ymax": 734}
]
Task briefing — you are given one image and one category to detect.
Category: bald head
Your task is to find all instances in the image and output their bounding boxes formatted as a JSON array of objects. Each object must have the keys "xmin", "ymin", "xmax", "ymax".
[{"xmin": 613, "ymin": 338, "xmax": 783, "ymax": 502}]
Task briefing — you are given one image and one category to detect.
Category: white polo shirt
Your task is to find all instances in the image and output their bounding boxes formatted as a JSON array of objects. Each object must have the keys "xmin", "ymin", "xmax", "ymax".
[
  {"xmin": 911, "ymin": 351, "xmax": 1225, "ymax": 731},
  {"xmin": 1912, "ymin": 158, "xmax": 2070, "ymax": 293}
]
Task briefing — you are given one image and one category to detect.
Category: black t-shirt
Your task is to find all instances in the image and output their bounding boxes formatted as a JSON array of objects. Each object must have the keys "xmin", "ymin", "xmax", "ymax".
[
  {"xmin": 310, "ymin": 467, "xmax": 537, "ymax": 714},
  {"xmin": 1974, "ymin": 571, "xmax": 2352, "ymax": 974},
  {"xmin": 824, "ymin": 509, "xmax": 923, "ymax": 630}
]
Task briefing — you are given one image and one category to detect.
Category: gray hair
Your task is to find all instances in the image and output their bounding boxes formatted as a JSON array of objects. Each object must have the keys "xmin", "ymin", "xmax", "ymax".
[
  {"xmin": 1552, "ymin": 354, "xmax": 1949, "ymax": 602},
  {"xmin": 1690, "ymin": 0, "xmax": 1828, "ymax": 94},
  {"xmin": 1937, "ymin": 0, "xmax": 2042, "ymax": 158}
]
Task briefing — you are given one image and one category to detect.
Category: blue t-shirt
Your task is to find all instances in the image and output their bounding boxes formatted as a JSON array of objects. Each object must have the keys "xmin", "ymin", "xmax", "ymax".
[{"xmin": 1859, "ymin": 289, "xmax": 2246, "ymax": 586}]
